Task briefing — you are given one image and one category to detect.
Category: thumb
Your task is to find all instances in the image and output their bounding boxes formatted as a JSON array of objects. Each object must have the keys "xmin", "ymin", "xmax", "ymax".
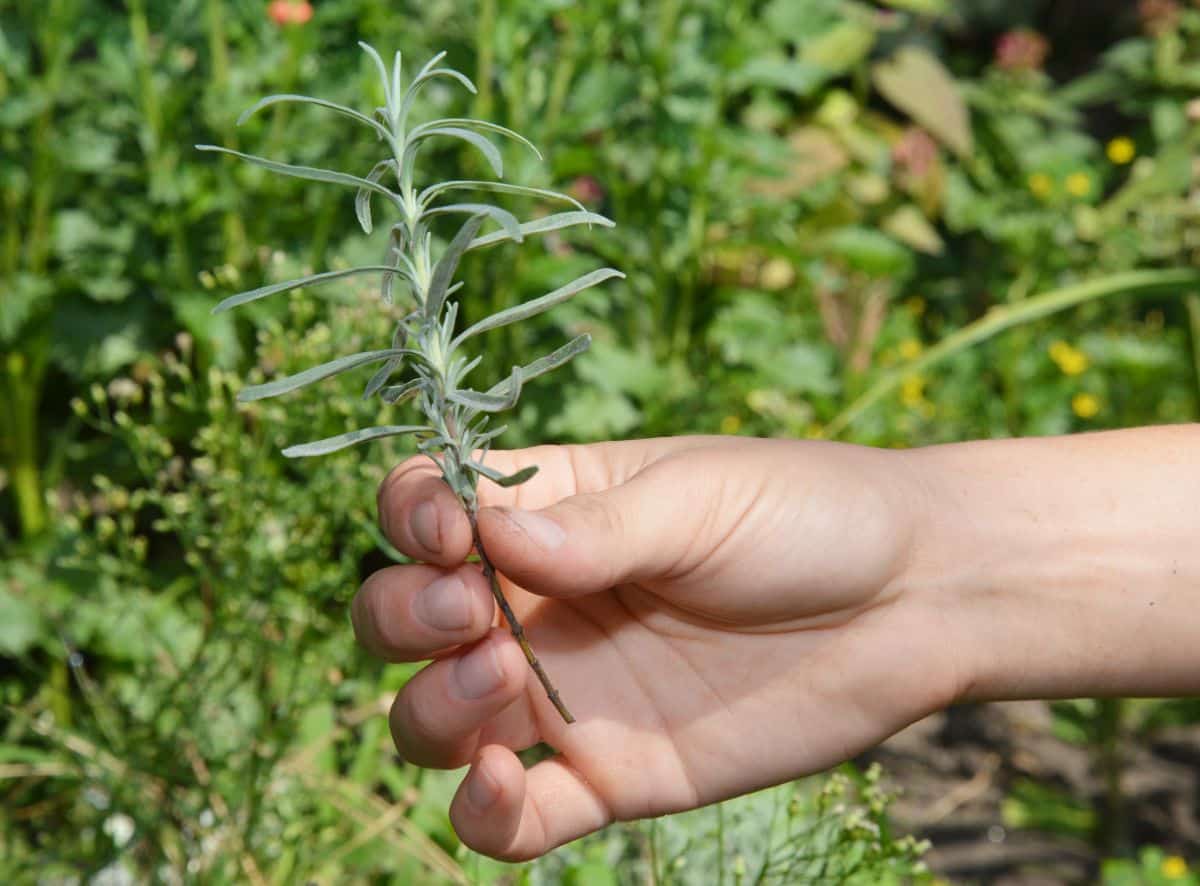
[{"xmin": 476, "ymin": 462, "xmax": 705, "ymax": 598}]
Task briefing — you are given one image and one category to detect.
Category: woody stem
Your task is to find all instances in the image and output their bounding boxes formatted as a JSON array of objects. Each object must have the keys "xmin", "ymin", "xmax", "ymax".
[{"xmin": 467, "ymin": 510, "xmax": 574, "ymax": 724}]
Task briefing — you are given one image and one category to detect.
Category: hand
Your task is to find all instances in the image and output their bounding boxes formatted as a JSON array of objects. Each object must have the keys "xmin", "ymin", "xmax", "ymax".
[{"xmin": 354, "ymin": 436, "xmax": 961, "ymax": 861}]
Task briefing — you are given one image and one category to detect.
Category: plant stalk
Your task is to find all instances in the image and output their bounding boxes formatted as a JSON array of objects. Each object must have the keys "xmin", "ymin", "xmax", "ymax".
[{"xmin": 467, "ymin": 511, "xmax": 574, "ymax": 723}]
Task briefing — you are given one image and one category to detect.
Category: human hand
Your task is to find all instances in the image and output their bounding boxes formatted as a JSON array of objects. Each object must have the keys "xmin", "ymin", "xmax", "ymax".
[{"xmin": 354, "ymin": 435, "xmax": 960, "ymax": 860}]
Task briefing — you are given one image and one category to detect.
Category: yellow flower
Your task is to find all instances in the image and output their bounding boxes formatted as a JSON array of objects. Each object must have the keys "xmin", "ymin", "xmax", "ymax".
[
  {"xmin": 720, "ymin": 415, "xmax": 742, "ymax": 435},
  {"xmin": 1162, "ymin": 855, "xmax": 1189, "ymax": 879},
  {"xmin": 1065, "ymin": 171, "xmax": 1093, "ymax": 198},
  {"xmin": 1028, "ymin": 172, "xmax": 1054, "ymax": 199},
  {"xmin": 899, "ymin": 338, "xmax": 923, "ymax": 361},
  {"xmin": 900, "ymin": 374, "xmax": 927, "ymax": 409},
  {"xmin": 1049, "ymin": 340, "xmax": 1090, "ymax": 376},
  {"xmin": 1107, "ymin": 137, "xmax": 1136, "ymax": 165},
  {"xmin": 1072, "ymin": 392, "xmax": 1101, "ymax": 419}
]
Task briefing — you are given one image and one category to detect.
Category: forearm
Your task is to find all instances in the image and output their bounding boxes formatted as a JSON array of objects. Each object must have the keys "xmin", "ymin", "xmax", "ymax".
[{"xmin": 901, "ymin": 425, "xmax": 1200, "ymax": 702}]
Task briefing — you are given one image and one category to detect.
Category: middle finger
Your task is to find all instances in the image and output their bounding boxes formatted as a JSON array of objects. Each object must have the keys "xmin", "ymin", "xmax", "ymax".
[{"xmin": 352, "ymin": 563, "xmax": 496, "ymax": 662}]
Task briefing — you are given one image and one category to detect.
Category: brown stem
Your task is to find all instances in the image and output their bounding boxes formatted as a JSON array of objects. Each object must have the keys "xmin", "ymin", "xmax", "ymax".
[{"xmin": 467, "ymin": 512, "xmax": 574, "ymax": 724}]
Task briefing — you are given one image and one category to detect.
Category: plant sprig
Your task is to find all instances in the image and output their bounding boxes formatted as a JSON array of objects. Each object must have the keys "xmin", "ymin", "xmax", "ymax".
[{"xmin": 198, "ymin": 43, "xmax": 625, "ymax": 724}]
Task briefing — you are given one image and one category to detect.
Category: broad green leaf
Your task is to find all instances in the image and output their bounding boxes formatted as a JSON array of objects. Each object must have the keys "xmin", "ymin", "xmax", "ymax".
[
  {"xmin": 873, "ymin": 47, "xmax": 972, "ymax": 157},
  {"xmin": 283, "ymin": 425, "xmax": 430, "ymax": 458},
  {"xmin": 356, "ymin": 160, "xmax": 397, "ymax": 234},
  {"xmin": 731, "ymin": 58, "xmax": 827, "ymax": 96},
  {"xmin": 212, "ymin": 266, "xmax": 404, "ymax": 314},
  {"xmin": 468, "ymin": 461, "xmax": 539, "ymax": 488},
  {"xmin": 825, "ymin": 227, "xmax": 914, "ymax": 278},
  {"xmin": 419, "ymin": 180, "xmax": 585, "ymax": 214},
  {"xmin": 412, "ymin": 118, "xmax": 542, "ymax": 161},
  {"xmin": 426, "ymin": 215, "xmax": 487, "ymax": 320},
  {"xmin": 238, "ymin": 348, "xmax": 417, "ymax": 402},
  {"xmin": 469, "ymin": 212, "xmax": 614, "ymax": 251},
  {"xmin": 454, "ymin": 268, "xmax": 624, "ymax": 345},
  {"xmin": 236, "ymin": 94, "xmax": 391, "ymax": 142},
  {"xmin": 488, "ymin": 334, "xmax": 591, "ymax": 393},
  {"xmin": 195, "ymin": 145, "xmax": 403, "ymax": 208},
  {"xmin": 800, "ymin": 21, "xmax": 877, "ymax": 75},
  {"xmin": 406, "ymin": 127, "xmax": 503, "ymax": 177},
  {"xmin": 421, "ymin": 203, "xmax": 523, "ymax": 247}
]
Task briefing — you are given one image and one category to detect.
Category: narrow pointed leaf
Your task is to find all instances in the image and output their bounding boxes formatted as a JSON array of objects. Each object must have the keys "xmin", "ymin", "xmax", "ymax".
[
  {"xmin": 407, "ymin": 127, "xmax": 503, "ymax": 177},
  {"xmin": 426, "ymin": 215, "xmax": 486, "ymax": 320},
  {"xmin": 468, "ymin": 211, "xmax": 614, "ymax": 251},
  {"xmin": 419, "ymin": 179, "xmax": 585, "ymax": 213},
  {"xmin": 283, "ymin": 425, "xmax": 430, "ymax": 458},
  {"xmin": 412, "ymin": 118, "xmax": 542, "ymax": 160},
  {"xmin": 449, "ymin": 366, "xmax": 522, "ymax": 413},
  {"xmin": 489, "ymin": 334, "xmax": 591, "ymax": 394},
  {"xmin": 469, "ymin": 460, "xmax": 539, "ymax": 488},
  {"xmin": 213, "ymin": 265, "xmax": 406, "ymax": 314},
  {"xmin": 391, "ymin": 50, "xmax": 403, "ymax": 115},
  {"xmin": 400, "ymin": 63, "xmax": 477, "ymax": 125},
  {"xmin": 454, "ymin": 268, "xmax": 624, "ymax": 346},
  {"xmin": 381, "ymin": 377, "xmax": 424, "ymax": 404},
  {"xmin": 238, "ymin": 348, "xmax": 416, "ymax": 402},
  {"xmin": 359, "ymin": 42, "xmax": 394, "ymax": 114},
  {"xmin": 362, "ymin": 325, "xmax": 409, "ymax": 399},
  {"xmin": 421, "ymin": 203, "xmax": 523, "ymax": 245},
  {"xmin": 236, "ymin": 94, "xmax": 391, "ymax": 141},
  {"xmin": 356, "ymin": 160, "xmax": 396, "ymax": 234},
  {"xmin": 196, "ymin": 146, "xmax": 402, "ymax": 208}
]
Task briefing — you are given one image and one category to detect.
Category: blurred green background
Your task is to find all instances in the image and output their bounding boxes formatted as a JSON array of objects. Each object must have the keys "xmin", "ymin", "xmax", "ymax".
[{"xmin": 4, "ymin": 0, "xmax": 1200, "ymax": 882}]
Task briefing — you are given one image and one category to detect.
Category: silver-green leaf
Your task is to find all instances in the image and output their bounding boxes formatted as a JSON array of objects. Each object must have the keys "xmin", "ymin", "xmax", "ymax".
[
  {"xmin": 454, "ymin": 268, "xmax": 624, "ymax": 346},
  {"xmin": 283, "ymin": 425, "xmax": 431, "ymax": 458},
  {"xmin": 236, "ymin": 94, "xmax": 392, "ymax": 142},
  {"xmin": 196, "ymin": 145, "xmax": 403, "ymax": 210},
  {"xmin": 212, "ymin": 265, "xmax": 406, "ymax": 314},
  {"xmin": 238, "ymin": 348, "xmax": 418, "ymax": 402},
  {"xmin": 468, "ymin": 211, "xmax": 614, "ymax": 251}
]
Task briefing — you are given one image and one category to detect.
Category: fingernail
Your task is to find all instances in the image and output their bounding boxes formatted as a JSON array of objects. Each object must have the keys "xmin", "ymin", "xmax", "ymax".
[
  {"xmin": 411, "ymin": 501, "xmax": 441, "ymax": 554},
  {"xmin": 414, "ymin": 575, "xmax": 472, "ymax": 632},
  {"xmin": 502, "ymin": 508, "xmax": 566, "ymax": 551},
  {"xmin": 467, "ymin": 764, "xmax": 498, "ymax": 811},
  {"xmin": 455, "ymin": 641, "xmax": 505, "ymax": 699}
]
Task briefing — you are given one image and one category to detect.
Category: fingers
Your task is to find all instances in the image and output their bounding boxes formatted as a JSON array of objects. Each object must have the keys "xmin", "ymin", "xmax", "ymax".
[
  {"xmin": 377, "ymin": 459, "xmax": 474, "ymax": 567},
  {"xmin": 376, "ymin": 440, "xmax": 716, "ymax": 563},
  {"xmin": 476, "ymin": 455, "xmax": 711, "ymax": 599},
  {"xmin": 450, "ymin": 745, "xmax": 613, "ymax": 862},
  {"xmin": 352, "ymin": 564, "xmax": 495, "ymax": 662},
  {"xmin": 388, "ymin": 629, "xmax": 531, "ymax": 769}
]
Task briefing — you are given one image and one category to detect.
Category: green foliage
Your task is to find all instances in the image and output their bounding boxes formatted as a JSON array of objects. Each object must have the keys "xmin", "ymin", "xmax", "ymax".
[{"xmin": 5, "ymin": 0, "xmax": 1200, "ymax": 879}]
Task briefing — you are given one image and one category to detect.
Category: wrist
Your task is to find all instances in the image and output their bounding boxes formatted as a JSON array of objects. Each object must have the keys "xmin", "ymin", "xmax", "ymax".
[{"xmin": 898, "ymin": 429, "xmax": 1200, "ymax": 704}]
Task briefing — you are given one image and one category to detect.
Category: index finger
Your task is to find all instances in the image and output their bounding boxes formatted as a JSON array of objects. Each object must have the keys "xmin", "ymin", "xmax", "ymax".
[{"xmin": 377, "ymin": 438, "xmax": 719, "ymax": 563}]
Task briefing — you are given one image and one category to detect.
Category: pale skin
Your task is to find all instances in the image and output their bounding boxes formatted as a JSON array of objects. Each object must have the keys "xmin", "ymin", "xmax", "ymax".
[{"xmin": 352, "ymin": 426, "xmax": 1200, "ymax": 861}]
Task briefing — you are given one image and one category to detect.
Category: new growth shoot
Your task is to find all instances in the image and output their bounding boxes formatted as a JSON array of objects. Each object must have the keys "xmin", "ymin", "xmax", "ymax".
[{"xmin": 198, "ymin": 42, "xmax": 624, "ymax": 723}]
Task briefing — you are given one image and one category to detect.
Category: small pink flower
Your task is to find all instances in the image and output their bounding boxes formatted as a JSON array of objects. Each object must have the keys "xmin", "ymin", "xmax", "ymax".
[
  {"xmin": 268, "ymin": 0, "xmax": 313, "ymax": 26},
  {"xmin": 995, "ymin": 29, "xmax": 1050, "ymax": 72},
  {"xmin": 893, "ymin": 128, "xmax": 938, "ymax": 179},
  {"xmin": 568, "ymin": 175, "xmax": 605, "ymax": 205}
]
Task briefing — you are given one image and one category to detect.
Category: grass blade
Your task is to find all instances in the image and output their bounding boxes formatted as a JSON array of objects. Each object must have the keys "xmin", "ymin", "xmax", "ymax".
[{"xmin": 821, "ymin": 269, "xmax": 1200, "ymax": 439}]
